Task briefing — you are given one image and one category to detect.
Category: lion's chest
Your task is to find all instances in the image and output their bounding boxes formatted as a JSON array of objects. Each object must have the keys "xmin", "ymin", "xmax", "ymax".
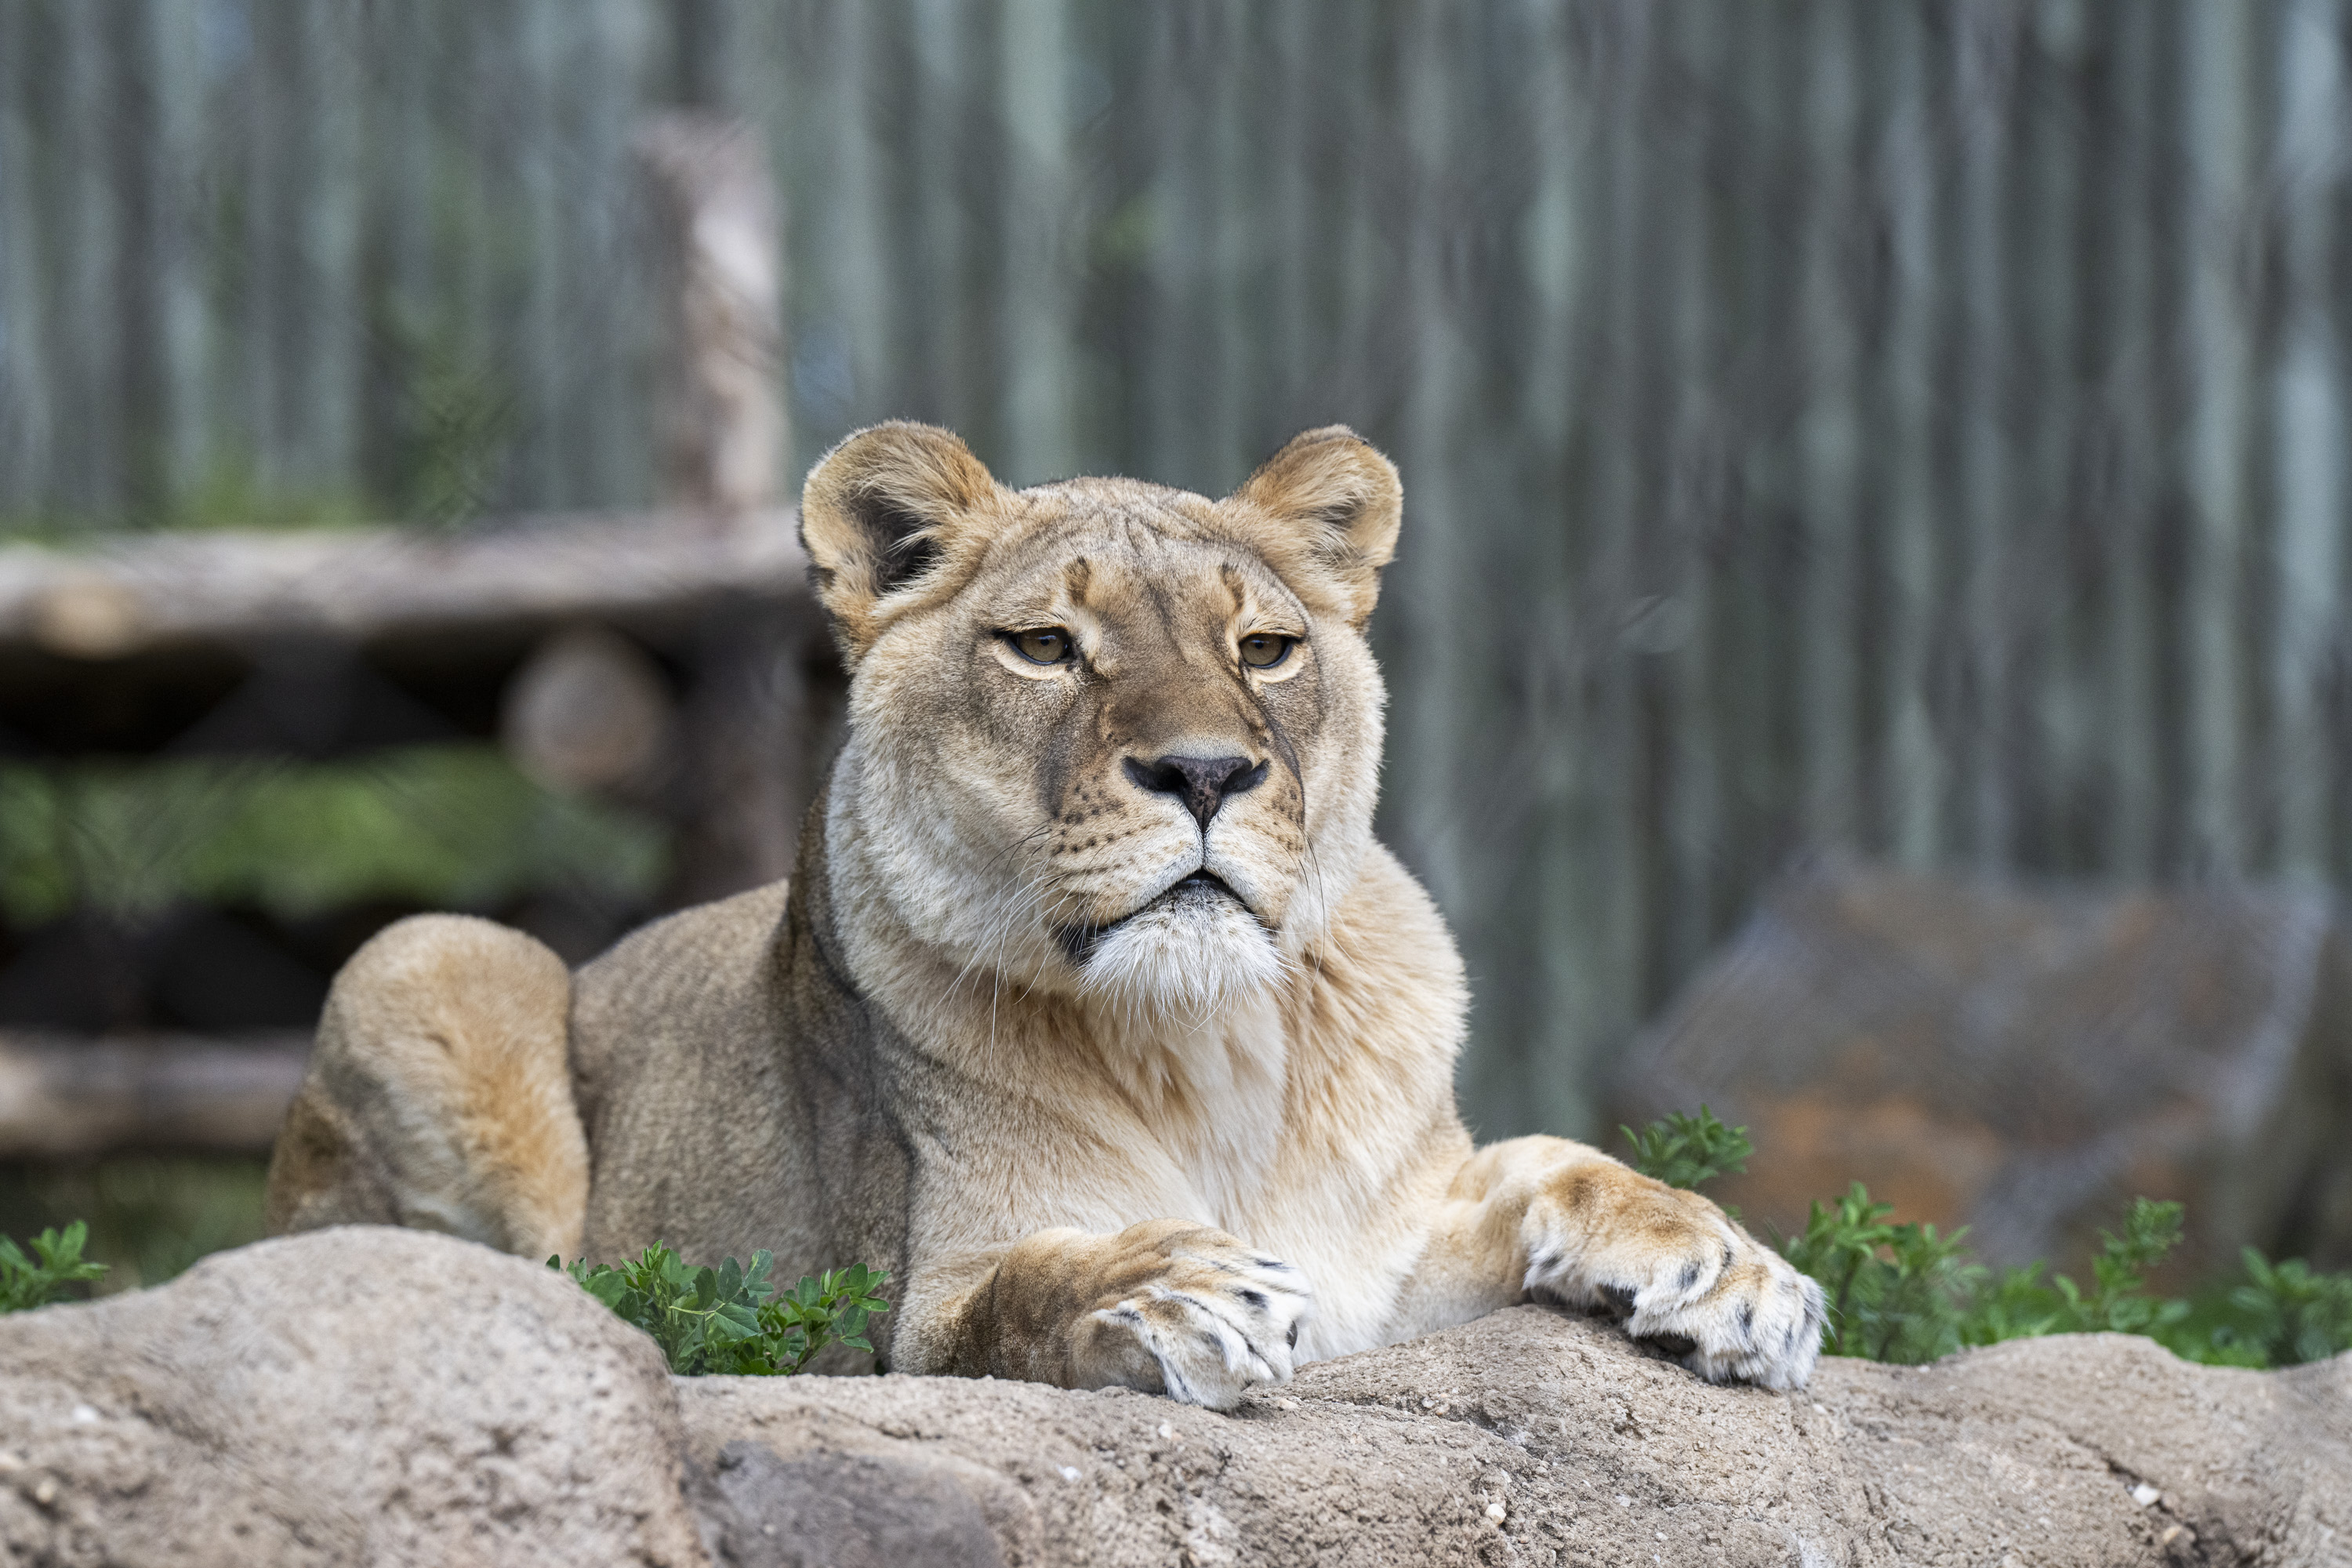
[
  {"xmin": 1103, "ymin": 1003, "xmax": 1290, "ymax": 1228},
  {"xmin": 1102, "ymin": 1006, "xmax": 1431, "ymax": 1361}
]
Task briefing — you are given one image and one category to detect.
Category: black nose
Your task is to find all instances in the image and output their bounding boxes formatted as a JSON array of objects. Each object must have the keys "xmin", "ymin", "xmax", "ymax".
[{"xmin": 1123, "ymin": 753, "xmax": 1269, "ymax": 828}]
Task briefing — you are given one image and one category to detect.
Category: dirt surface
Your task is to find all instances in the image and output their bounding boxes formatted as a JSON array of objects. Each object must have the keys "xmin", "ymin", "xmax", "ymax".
[{"xmin": 0, "ymin": 1229, "xmax": 2345, "ymax": 1566}]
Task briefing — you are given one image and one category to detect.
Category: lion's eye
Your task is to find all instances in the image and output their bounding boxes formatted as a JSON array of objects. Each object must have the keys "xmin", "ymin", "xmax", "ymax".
[
  {"xmin": 1239, "ymin": 633, "xmax": 1294, "ymax": 670},
  {"xmin": 1010, "ymin": 628, "xmax": 1074, "ymax": 665}
]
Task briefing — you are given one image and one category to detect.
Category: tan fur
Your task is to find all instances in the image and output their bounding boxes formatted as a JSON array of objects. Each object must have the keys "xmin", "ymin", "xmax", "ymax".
[
  {"xmin": 264, "ymin": 916, "xmax": 586, "ymax": 1261},
  {"xmin": 268, "ymin": 424, "xmax": 1824, "ymax": 1405}
]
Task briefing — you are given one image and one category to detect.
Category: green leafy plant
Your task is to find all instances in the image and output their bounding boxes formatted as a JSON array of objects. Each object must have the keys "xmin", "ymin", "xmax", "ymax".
[
  {"xmin": 1953, "ymin": 1198, "xmax": 2190, "ymax": 1344},
  {"xmin": 1779, "ymin": 1182, "xmax": 1981, "ymax": 1363},
  {"xmin": 554, "ymin": 1243, "xmax": 889, "ymax": 1376},
  {"xmin": 2187, "ymin": 1249, "xmax": 2352, "ymax": 1368},
  {"xmin": 0, "ymin": 1221, "xmax": 109, "ymax": 1312},
  {"xmin": 1621, "ymin": 1105, "xmax": 1753, "ymax": 1191},
  {"xmin": 1622, "ymin": 1109, "xmax": 2352, "ymax": 1372}
]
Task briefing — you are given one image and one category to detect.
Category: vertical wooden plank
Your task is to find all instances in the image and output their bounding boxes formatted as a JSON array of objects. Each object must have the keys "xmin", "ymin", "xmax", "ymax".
[
  {"xmin": 1326, "ymin": 0, "xmax": 1387, "ymax": 447},
  {"xmin": 1711, "ymin": 0, "xmax": 1801, "ymax": 931},
  {"xmin": 765, "ymin": 0, "xmax": 825, "ymax": 482},
  {"xmin": 142, "ymin": 0, "xmax": 211, "ymax": 515},
  {"xmin": 908, "ymin": 0, "xmax": 973, "ymax": 434},
  {"xmin": 595, "ymin": 0, "xmax": 664, "ymax": 510},
  {"xmin": 1797, "ymin": 0, "xmax": 1863, "ymax": 853},
  {"xmin": 2181, "ymin": 0, "xmax": 2259, "ymax": 875},
  {"xmin": 55, "ymin": 0, "xmax": 122, "ymax": 517},
  {"xmin": 1848, "ymin": 0, "xmax": 1896, "ymax": 858},
  {"xmin": 2016, "ymin": 0, "xmax": 2088, "ymax": 870},
  {"xmin": 2271, "ymin": 0, "xmax": 2345, "ymax": 878},
  {"xmin": 237, "ymin": 0, "xmax": 290, "ymax": 495},
  {"xmin": 1203, "ymin": 0, "xmax": 1258, "ymax": 488},
  {"xmin": 512, "ymin": 0, "xmax": 563, "ymax": 508},
  {"xmin": 1954, "ymin": 4, "xmax": 2017, "ymax": 869},
  {"xmin": 1266, "ymin": 0, "xmax": 1316, "ymax": 440},
  {"xmin": 368, "ymin": 0, "xmax": 435, "ymax": 517},
  {"xmin": 1223, "ymin": 0, "xmax": 1279, "ymax": 484},
  {"xmin": 641, "ymin": 112, "xmax": 786, "ymax": 510},
  {"xmin": 1655, "ymin": 0, "xmax": 1727, "ymax": 1005},
  {"xmin": 1558, "ymin": 0, "xmax": 1656, "ymax": 1123},
  {"xmin": 1392, "ymin": 0, "xmax": 1472, "ymax": 927},
  {"xmin": 299, "ymin": 0, "xmax": 363, "ymax": 499},
  {"xmin": 2332, "ymin": 16, "xmax": 2352, "ymax": 888},
  {"xmin": 806, "ymin": 1, "xmax": 893, "ymax": 457},
  {"xmin": 1000, "ymin": 0, "xmax": 1075, "ymax": 485},
  {"xmin": 1137, "ymin": 3, "xmax": 1201, "ymax": 488},
  {"xmin": 1513, "ymin": 0, "xmax": 1602, "ymax": 1141},
  {"xmin": 0, "ymin": 0, "xmax": 53, "ymax": 513},
  {"xmin": 1879, "ymin": 0, "xmax": 1950, "ymax": 870},
  {"xmin": 2089, "ymin": 0, "xmax": 2166, "ymax": 879}
]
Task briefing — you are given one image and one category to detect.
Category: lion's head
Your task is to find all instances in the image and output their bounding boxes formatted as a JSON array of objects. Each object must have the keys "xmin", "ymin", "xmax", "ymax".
[{"xmin": 800, "ymin": 423, "xmax": 1402, "ymax": 1025}]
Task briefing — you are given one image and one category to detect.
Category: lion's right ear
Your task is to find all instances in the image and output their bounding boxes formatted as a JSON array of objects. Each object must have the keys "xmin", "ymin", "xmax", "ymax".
[{"xmin": 799, "ymin": 422, "xmax": 1007, "ymax": 662}]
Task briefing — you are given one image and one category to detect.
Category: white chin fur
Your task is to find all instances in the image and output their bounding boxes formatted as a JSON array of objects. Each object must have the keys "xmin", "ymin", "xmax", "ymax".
[{"xmin": 1078, "ymin": 891, "xmax": 1284, "ymax": 1021}]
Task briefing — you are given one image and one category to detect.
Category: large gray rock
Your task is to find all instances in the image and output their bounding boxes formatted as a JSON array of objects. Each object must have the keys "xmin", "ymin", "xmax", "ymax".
[
  {"xmin": 2, "ymin": 1229, "xmax": 2347, "ymax": 1566},
  {"xmin": 1613, "ymin": 862, "xmax": 2352, "ymax": 1279},
  {"xmin": 684, "ymin": 1304, "xmax": 2352, "ymax": 1567},
  {"xmin": 0, "ymin": 1228, "xmax": 708, "ymax": 1566}
]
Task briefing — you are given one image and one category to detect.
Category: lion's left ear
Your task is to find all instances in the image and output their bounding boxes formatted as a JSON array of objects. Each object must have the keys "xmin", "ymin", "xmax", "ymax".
[
  {"xmin": 1226, "ymin": 426, "xmax": 1403, "ymax": 628},
  {"xmin": 800, "ymin": 421, "xmax": 1008, "ymax": 664}
]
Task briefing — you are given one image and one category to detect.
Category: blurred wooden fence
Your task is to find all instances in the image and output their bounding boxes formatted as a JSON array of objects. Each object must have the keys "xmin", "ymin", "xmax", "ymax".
[{"xmin": 5, "ymin": 0, "xmax": 2352, "ymax": 1142}]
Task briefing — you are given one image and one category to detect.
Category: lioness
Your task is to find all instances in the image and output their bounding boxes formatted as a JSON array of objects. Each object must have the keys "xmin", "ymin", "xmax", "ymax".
[{"xmin": 266, "ymin": 423, "xmax": 1824, "ymax": 1406}]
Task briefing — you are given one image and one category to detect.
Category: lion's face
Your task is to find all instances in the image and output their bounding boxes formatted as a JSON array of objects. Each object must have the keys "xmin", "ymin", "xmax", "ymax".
[{"xmin": 800, "ymin": 426, "xmax": 1402, "ymax": 1022}]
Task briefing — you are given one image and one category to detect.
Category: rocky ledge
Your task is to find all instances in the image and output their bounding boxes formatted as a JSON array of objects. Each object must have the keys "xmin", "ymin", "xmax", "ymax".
[{"xmin": 0, "ymin": 1229, "xmax": 2343, "ymax": 1566}]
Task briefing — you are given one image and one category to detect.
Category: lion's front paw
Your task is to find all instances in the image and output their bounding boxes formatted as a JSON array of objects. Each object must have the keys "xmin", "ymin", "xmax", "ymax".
[
  {"xmin": 1523, "ymin": 1166, "xmax": 1826, "ymax": 1391},
  {"xmin": 1074, "ymin": 1220, "xmax": 1314, "ymax": 1410}
]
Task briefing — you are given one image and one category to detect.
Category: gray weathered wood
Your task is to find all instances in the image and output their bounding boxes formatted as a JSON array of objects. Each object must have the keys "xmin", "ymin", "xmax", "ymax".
[
  {"xmin": 5, "ymin": 1, "xmax": 2352, "ymax": 1145},
  {"xmin": 0, "ymin": 1030, "xmax": 311, "ymax": 1160},
  {"xmin": 639, "ymin": 113, "xmax": 788, "ymax": 510},
  {"xmin": 0, "ymin": 509, "xmax": 811, "ymax": 658}
]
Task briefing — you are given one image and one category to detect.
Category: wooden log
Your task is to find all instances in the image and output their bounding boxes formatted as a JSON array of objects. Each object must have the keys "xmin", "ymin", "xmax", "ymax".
[
  {"xmin": 0, "ymin": 507, "xmax": 814, "ymax": 661},
  {"xmin": 638, "ymin": 112, "xmax": 786, "ymax": 512},
  {"xmin": 0, "ymin": 1030, "xmax": 311, "ymax": 1160}
]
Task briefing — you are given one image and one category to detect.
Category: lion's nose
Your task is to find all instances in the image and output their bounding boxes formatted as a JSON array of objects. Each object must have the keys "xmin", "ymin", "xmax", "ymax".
[{"xmin": 1123, "ymin": 753, "xmax": 1268, "ymax": 829}]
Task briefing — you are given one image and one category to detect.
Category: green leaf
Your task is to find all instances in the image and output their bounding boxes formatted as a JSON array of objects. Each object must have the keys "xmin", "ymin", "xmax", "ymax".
[
  {"xmin": 0, "ymin": 1221, "xmax": 110, "ymax": 1313},
  {"xmin": 557, "ymin": 1243, "xmax": 891, "ymax": 1377},
  {"xmin": 1621, "ymin": 1108, "xmax": 1754, "ymax": 1192}
]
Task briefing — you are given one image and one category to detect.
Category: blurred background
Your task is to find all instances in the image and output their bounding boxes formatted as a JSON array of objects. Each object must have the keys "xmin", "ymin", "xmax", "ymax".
[{"xmin": 2, "ymin": 0, "xmax": 2350, "ymax": 1294}]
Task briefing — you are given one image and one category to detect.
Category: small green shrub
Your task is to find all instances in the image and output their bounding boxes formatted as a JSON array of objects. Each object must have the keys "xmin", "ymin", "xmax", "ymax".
[
  {"xmin": 1621, "ymin": 1105, "xmax": 1753, "ymax": 1191},
  {"xmin": 0, "ymin": 1221, "xmax": 108, "ymax": 1312},
  {"xmin": 2183, "ymin": 1249, "xmax": 2352, "ymax": 1368},
  {"xmin": 1780, "ymin": 1182, "xmax": 1981, "ymax": 1363},
  {"xmin": 553, "ymin": 1244, "xmax": 889, "ymax": 1376},
  {"xmin": 1623, "ymin": 1109, "xmax": 2352, "ymax": 1371},
  {"xmin": 1958, "ymin": 1198, "xmax": 2193, "ymax": 1345}
]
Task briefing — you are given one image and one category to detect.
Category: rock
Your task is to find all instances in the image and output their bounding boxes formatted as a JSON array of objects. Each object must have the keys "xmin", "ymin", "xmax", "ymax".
[
  {"xmin": 683, "ymin": 1305, "xmax": 2352, "ymax": 1567},
  {"xmin": 1613, "ymin": 862, "xmax": 2352, "ymax": 1279},
  {"xmin": 1, "ymin": 1229, "xmax": 2346, "ymax": 1566},
  {"xmin": 0, "ymin": 1227, "xmax": 708, "ymax": 1567},
  {"xmin": 690, "ymin": 1445, "xmax": 1004, "ymax": 1568}
]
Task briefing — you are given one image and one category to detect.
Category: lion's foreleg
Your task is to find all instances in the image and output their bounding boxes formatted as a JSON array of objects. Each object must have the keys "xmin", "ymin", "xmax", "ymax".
[
  {"xmin": 1399, "ymin": 1136, "xmax": 1826, "ymax": 1389},
  {"xmin": 909, "ymin": 1219, "xmax": 1313, "ymax": 1410},
  {"xmin": 264, "ymin": 915, "xmax": 587, "ymax": 1261}
]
